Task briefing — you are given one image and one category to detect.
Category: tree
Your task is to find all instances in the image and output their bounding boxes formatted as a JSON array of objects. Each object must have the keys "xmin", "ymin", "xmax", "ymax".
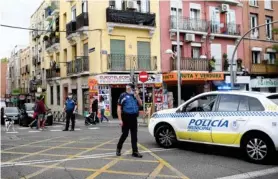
[
  {"xmin": 273, "ymin": 28, "xmax": 278, "ymax": 51},
  {"xmin": 1, "ymin": 57, "xmax": 8, "ymax": 62}
]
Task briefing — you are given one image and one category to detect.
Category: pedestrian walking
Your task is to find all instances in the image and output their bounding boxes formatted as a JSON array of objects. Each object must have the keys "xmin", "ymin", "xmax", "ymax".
[
  {"xmin": 29, "ymin": 95, "xmax": 46, "ymax": 130},
  {"xmin": 39, "ymin": 96, "xmax": 47, "ymax": 130},
  {"xmin": 99, "ymin": 96, "xmax": 109, "ymax": 122},
  {"xmin": 63, "ymin": 93, "xmax": 77, "ymax": 131},
  {"xmin": 116, "ymin": 84, "xmax": 143, "ymax": 158},
  {"xmin": 92, "ymin": 96, "xmax": 99, "ymax": 123}
]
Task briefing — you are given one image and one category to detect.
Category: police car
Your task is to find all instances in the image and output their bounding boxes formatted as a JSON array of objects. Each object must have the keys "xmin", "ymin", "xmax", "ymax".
[{"xmin": 148, "ymin": 91, "xmax": 278, "ymax": 163}]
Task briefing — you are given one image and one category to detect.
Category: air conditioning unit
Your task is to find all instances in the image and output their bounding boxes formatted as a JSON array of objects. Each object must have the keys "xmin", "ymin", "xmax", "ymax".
[
  {"xmin": 221, "ymin": 4, "xmax": 229, "ymax": 12},
  {"xmin": 127, "ymin": 0, "xmax": 137, "ymax": 10},
  {"xmin": 185, "ymin": 34, "xmax": 195, "ymax": 42},
  {"xmin": 264, "ymin": 53, "xmax": 270, "ymax": 60}
]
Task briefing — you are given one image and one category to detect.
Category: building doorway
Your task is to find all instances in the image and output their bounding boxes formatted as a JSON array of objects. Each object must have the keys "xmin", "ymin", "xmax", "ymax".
[{"xmin": 111, "ymin": 87, "xmax": 125, "ymax": 118}]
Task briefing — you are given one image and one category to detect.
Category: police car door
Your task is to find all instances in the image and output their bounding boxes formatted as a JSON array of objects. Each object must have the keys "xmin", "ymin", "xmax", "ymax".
[
  {"xmin": 212, "ymin": 94, "xmax": 250, "ymax": 145},
  {"xmin": 176, "ymin": 94, "xmax": 217, "ymax": 143}
]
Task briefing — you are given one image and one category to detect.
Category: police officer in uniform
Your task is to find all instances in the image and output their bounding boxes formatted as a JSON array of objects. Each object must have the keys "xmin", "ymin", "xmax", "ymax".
[
  {"xmin": 116, "ymin": 84, "xmax": 143, "ymax": 158},
  {"xmin": 63, "ymin": 93, "xmax": 77, "ymax": 131}
]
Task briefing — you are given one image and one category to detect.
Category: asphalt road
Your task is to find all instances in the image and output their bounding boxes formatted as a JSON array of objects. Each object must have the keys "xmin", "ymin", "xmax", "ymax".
[{"xmin": 1, "ymin": 120, "xmax": 278, "ymax": 179}]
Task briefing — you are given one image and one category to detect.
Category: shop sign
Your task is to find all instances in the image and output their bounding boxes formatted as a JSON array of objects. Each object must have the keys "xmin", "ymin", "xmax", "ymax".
[
  {"xmin": 97, "ymin": 75, "xmax": 131, "ymax": 84},
  {"xmin": 163, "ymin": 72, "xmax": 224, "ymax": 81},
  {"xmin": 225, "ymin": 76, "xmax": 250, "ymax": 84},
  {"xmin": 250, "ymin": 78, "xmax": 278, "ymax": 88},
  {"xmin": 137, "ymin": 74, "xmax": 163, "ymax": 84}
]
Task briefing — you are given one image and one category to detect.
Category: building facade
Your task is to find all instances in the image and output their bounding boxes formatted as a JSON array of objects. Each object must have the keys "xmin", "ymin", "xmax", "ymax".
[
  {"xmin": 19, "ymin": 47, "xmax": 31, "ymax": 95},
  {"xmin": 160, "ymin": 0, "xmax": 244, "ymax": 106},
  {"xmin": 43, "ymin": 0, "xmax": 161, "ymax": 116},
  {"xmin": 243, "ymin": 0, "xmax": 278, "ymax": 92},
  {"xmin": 1, "ymin": 62, "xmax": 8, "ymax": 99}
]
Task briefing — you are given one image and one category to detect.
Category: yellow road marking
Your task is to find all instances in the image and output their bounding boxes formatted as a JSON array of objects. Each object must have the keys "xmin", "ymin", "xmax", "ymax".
[
  {"xmin": 138, "ymin": 143, "xmax": 189, "ymax": 179},
  {"xmin": 21, "ymin": 139, "xmax": 115, "ymax": 179},
  {"xmin": 29, "ymin": 164, "xmax": 180, "ymax": 178},
  {"xmin": 104, "ymin": 157, "xmax": 159, "ymax": 163},
  {"xmin": 6, "ymin": 141, "xmax": 75, "ymax": 163},
  {"xmin": 0, "ymin": 151, "xmax": 70, "ymax": 157},
  {"xmin": 4, "ymin": 136, "xmax": 64, "ymax": 151},
  {"xmin": 86, "ymin": 149, "xmax": 132, "ymax": 179},
  {"xmin": 149, "ymin": 163, "xmax": 164, "ymax": 178}
]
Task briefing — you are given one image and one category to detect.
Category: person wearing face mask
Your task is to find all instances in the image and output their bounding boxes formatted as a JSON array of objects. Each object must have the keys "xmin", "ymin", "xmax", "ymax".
[
  {"xmin": 116, "ymin": 84, "xmax": 143, "ymax": 158},
  {"xmin": 63, "ymin": 93, "xmax": 77, "ymax": 131}
]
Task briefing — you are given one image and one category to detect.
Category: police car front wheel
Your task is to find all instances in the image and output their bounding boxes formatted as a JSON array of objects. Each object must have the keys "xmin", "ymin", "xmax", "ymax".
[
  {"xmin": 242, "ymin": 134, "xmax": 275, "ymax": 163},
  {"xmin": 155, "ymin": 125, "xmax": 177, "ymax": 148}
]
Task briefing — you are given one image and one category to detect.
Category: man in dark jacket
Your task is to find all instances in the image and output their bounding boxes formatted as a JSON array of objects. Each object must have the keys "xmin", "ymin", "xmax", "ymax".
[{"xmin": 92, "ymin": 96, "xmax": 98, "ymax": 123}]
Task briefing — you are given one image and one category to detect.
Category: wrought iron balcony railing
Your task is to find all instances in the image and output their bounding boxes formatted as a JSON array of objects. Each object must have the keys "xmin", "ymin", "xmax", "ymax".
[
  {"xmin": 76, "ymin": 12, "xmax": 89, "ymax": 30},
  {"xmin": 170, "ymin": 16, "xmax": 209, "ymax": 32},
  {"xmin": 45, "ymin": 37, "xmax": 60, "ymax": 49},
  {"xmin": 107, "ymin": 54, "xmax": 157, "ymax": 71},
  {"xmin": 66, "ymin": 21, "xmax": 77, "ymax": 37},
  {"xmin": 171, "ymin": 57, "xmax": 209, "ymax": 71},
  {"xmin": 210, "ymin": 22, "xmax": 241, "ymax": 36},
  {"xmin": 67, "ymin": 56, "xmax": 89, "ymax": 75},
  {"xmin": 106, "ymin": 8, "xmax": 156, "ymax": 27},
  {"xmin": 46, "ymin": 69, "xmax": 60, "ymax": 79}
]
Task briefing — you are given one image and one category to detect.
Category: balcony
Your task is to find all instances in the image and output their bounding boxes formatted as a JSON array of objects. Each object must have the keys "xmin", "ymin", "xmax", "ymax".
[
  {"xmin": 106, "ymin": 8, "xmax": 156, "ymax": 36},
  {"xmin": 66, "ymin": 21, "xmax": 78, "ymax": 44},
  {"xmin": 32, "ymin": 56, "xmax": 37, "ymax": 66},
  {"xmin": 67, "ymin": 56, "xmax": 89, "ymax": 76},
  {"xmin": 210, "ymin": 22, "xmax": 241, "ymax": 38},
  {"xmin": 107, "ymin": 54, "xmax": 157, "ymax": 71},
  {"xmin": 45, "ymin": 1, "xmax": 60, "ymax": 21},
  {"xmin": 76, "ymin": 12, "xmax": 89, "ymax": 37},
  {"xmin": 169, "ymin": 16, "xmax": 209, "ymax": 34},
  {"xmin": 46, "ymin": 69, "xmax": 60, "ymax": 79},
  {"xmin": 171, "ymin": 57, "xmax": 209, "ymax": 71},
  {"xmin": 251, "ymin": 64, "xmax": 278, "ymax": 74},
  {"xmin": 45, "ymin": 33, "xmax": 60, "ymax": 54}
]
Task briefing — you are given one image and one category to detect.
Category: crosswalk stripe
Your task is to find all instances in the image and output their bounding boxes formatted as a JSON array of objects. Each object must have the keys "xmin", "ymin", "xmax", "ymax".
[
  {"xmin": 6, "ymin": 131, "xmax": 18, "ymax": 134},
  {"xmin": 50, "ymin": 130, "xmax": 62, "ymax": 132},
  {"xmin": 28, "ymin": 131, "xmax": 41, "ymax": 133},
  {"xmin": 89, "ymin": 127, "xmax": 100, "ymax": 130}
]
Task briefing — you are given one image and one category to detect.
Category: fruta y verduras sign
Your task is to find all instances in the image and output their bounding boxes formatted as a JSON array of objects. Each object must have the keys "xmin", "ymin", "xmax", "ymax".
[{"xmin": 163, "ymin": 72, "xmax": 224, "ymax": 82}]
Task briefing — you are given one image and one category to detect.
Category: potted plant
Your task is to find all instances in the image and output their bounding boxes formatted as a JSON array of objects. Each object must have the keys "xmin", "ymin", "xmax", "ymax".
[
  {"xmin": 223, "ymin": 53, "xmax": 229, "ymax": 71},
  {"xmin": 209, "ymin": 57, "xmax": 216, "ymax": 72},
  {"xmin": 236, "ymin": 58, "xmax": 243, "ymax": 71}
]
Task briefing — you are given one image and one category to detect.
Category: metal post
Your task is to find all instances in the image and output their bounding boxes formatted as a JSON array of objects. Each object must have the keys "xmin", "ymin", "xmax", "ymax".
[
  {"xmin": 230, "ymin": 20, "xmax": 278, "ymax": 89},
  {"xmin": 142, "ymin": 82, "xmax": 146, "ymax": 123},
  {"xmin": 176, "ymin": 0, "xmax": 181, "ymax": 106}
]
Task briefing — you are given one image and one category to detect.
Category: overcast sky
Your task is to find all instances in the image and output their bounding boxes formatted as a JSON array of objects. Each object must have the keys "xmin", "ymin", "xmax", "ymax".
[{"xmin": 0, "ymin": 0, "xmax": 43, "ymax": 59}]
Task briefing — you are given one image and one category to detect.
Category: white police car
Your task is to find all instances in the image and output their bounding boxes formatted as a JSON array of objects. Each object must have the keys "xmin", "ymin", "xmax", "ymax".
[{"xmin": 148, "ymin": 91, "xmax": 278, "ymax": 163}]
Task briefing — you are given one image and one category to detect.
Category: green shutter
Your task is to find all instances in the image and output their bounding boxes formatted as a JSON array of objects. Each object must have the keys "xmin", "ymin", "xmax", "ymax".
[
  {"xmin": 110, "ymin": 40, "xmax": 125, "ymax": 70},
  {"xmin": 137, "ymin": 41, "xmax": 151, "ymax": 70}
]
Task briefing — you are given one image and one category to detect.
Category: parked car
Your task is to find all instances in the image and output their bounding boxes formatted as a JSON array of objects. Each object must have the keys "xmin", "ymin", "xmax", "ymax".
[
  {"xmin": 148, "ymin": 91, "xmax": 278, "ymax": 164},
  {"xmin": 19, "ymin": 103, "xmax": 53, "ymax": 127},
  {"xmin": 4, "ymin": 107, "xmax": 20, "ymax": 124}
]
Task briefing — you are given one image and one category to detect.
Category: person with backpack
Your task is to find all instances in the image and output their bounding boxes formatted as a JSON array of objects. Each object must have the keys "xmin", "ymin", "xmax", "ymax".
[
  {"xmin": 63, "ymin": 93, "xmax": 77, "ymax": 131},
  {"xmin": 116, "ymin": 84, "xmax": 143, "ymax": 158}
]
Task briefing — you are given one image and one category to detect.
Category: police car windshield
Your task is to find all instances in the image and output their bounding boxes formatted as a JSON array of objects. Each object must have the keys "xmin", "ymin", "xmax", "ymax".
[{"xmin": 267, "ymin": 95, "xmax": 278, "ymax": 105}]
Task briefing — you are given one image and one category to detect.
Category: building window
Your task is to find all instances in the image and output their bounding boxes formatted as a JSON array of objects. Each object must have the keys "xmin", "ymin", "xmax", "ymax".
[
  {"xmin": 71, "ymin": 6, "xmax": 76, "ymax": 21},
  {"xmin": 50, "ymin": 86, "xmax": 53, "ymax": 105},
  {"xmin": 265, "ymin": 0, "xmax": 272, "ymax": 9},
  {"xmin": 266, "ymin": 52, "xmax": 276, "ymax": 64},
  {"xmin": 265, "ymin": 16, "xmax": 273, "ymax": 40},
  {"xmin": 190, "ymin": 8, "xmax": 200, "ymax": 19},
  {"xmin": 192, "ymin": 47, "xmax": 201, "ymax": 58},
  {"xmin": 250, "ymin": 14, "xmax": 258, "ymax": 38},
  {"xmin": 249, "ymin": 0, "xmax": 258, "ymax": 6},
  {"xmin": 252, "ymin": 51, "xmax": 260, "ymax": 64},
  {"xmin": 57, "ymin": 85, "xmax": 60, "ymax": 105},
  {"xmin": 82, "ymin": 0, "xmax": 88, "ymax": 13},
  {"xmin": 172, "ymin": 44, "xmax": 182, "ymax": 57}
]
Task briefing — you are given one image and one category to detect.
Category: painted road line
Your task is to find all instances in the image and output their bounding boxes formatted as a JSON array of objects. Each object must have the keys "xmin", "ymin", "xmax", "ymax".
[
  {"xmin": 50, "ymin": 130, "xmax": 62, "ymax": 132},
  {"xmin": 5, "ymin": 131, "xmax": 18, "ymax": 134},
  {"xmin": 216, "ymin": 167, "xmax": 278, "ymax": 179},
  {"xmin": 28, "ymin": 131, "xmax": 41, "ymax": 133},
  {"xmin": 18, "ymin": 127, "xmax": 29, "ymax": 130},
  {"xmin": 148, "ymin": 163, "xmax": 164, "ymax": 179},
  {"xmin": 75, "ymin": 128, "xmax": 81, "ymax": 131},
  {"xmin": 20, "ymin": 139, "xmax": 116, "ymax": 179},
  {"xmin": 3, "ymin": 136, "xmax": 65, "ymax": 151},
  {"xmin": 138, "ymin": 143, "xmax": 189, "ymax": 179},
  {"xmin": 1, "ymin": 148, "xmax": 174, "ymax": 168},
  {"xmin": 88, "ymin": 127, "xmax": 100, "ymax": 130},
  {"xmin": 51, "ymin": 126, "xmax": 63, "ymax": 128}
]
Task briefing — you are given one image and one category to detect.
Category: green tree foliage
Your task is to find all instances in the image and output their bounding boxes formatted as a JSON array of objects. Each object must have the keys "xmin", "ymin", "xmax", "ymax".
[{"xmin": 1, "ymin": 57, "xmax": 8, "ymax": 63}]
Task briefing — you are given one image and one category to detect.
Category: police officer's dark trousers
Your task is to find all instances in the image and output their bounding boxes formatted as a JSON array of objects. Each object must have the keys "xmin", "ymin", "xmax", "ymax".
[
  {"xmin": 117, "ymin": 113, "xmax": 138, "ymax": 153},
  {"xmin": 65, "ymin": 111, "xmax": 75, "ymax": 130}
]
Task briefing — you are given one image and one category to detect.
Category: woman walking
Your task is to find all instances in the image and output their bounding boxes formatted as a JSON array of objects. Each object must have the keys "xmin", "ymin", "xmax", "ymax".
[{"xmin": 99, "ymin": 96, "xmax": 109, "ymax": 122}]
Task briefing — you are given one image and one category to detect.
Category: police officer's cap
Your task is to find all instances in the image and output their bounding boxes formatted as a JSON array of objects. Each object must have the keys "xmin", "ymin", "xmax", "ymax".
[{"xmin": 126, "ymin": 83, "xmax": 135, "ymax": 89}]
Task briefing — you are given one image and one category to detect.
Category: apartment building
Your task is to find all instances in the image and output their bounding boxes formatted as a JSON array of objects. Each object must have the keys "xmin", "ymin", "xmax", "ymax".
[
  {"xmin": 19, "ymin": 47, "xmax": 31, "ymax": 95},
  {"xmin": 44, "ymin": 0, "xmax": 161, "ymax": 116},
  {"xmin": 243, "ymin": 0, "xmax": 278, "ymax": 92},
  {"xmin": 160, "ymin": 0, "xmax": 245, "ymax": 105},
  {"xmin": 1, "ymin": 62, "xmax": 8, "ymax": 98}
]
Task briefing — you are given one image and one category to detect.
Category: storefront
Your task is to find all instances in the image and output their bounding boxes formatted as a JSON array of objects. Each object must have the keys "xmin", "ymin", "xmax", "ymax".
[
  {"xmin": 250, "ymin": 78, "xmax": 278, "ymax": 93},
  {"xmin": 95, "ymin": 74, "xmax": 163, "ymax": 118},
  {"xmin": 163, "ymin": 72, "xmax": 224, "ymax": 107},
  {"xmin": 225, "ymin": 76, "xmax": 251, "ymax": 91}
]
